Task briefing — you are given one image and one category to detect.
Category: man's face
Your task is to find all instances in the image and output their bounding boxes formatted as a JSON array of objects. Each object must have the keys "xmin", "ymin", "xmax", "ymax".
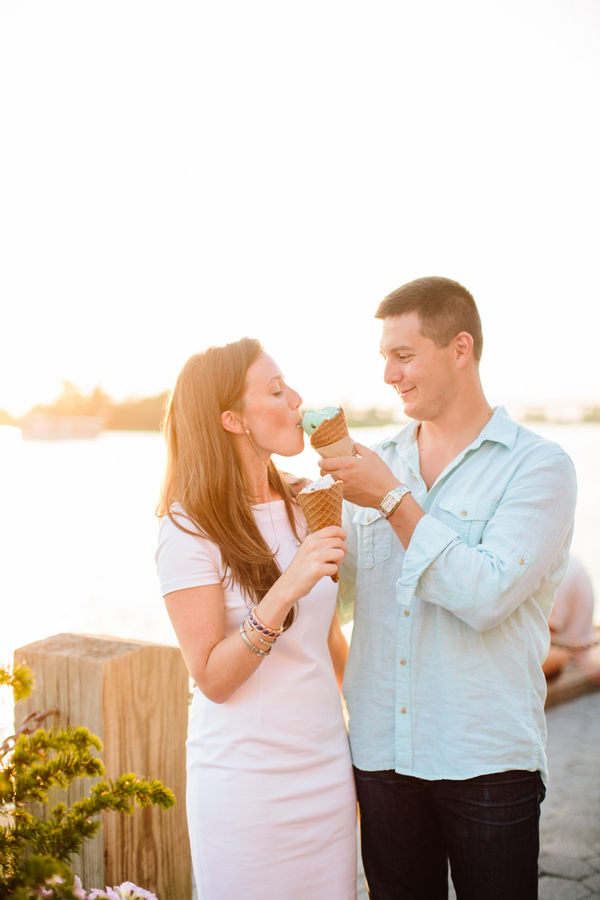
[{"xmin": 379, "ymin": 312, "xmax": 459, "ymax": 422}]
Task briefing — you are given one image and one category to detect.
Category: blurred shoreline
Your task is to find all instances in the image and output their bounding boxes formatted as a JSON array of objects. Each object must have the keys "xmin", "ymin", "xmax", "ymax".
[{"xmin": 3, "ymin": 379, "xmax": 600, "ymax": 434}]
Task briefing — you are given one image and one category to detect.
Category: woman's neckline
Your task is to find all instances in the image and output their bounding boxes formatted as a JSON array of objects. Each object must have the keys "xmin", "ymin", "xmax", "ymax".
[{"xmin": 252, "ymin": 498, "xmax": 286, "ymax": 510}]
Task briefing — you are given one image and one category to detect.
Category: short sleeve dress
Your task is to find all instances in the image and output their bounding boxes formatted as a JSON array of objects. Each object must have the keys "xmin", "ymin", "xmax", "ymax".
[{"xmin": 155, "ymin": 500, "xmax": 357, "ymax": 900}]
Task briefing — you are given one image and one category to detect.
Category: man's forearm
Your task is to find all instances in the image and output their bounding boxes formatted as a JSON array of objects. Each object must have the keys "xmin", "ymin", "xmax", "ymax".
[
  {"xmin": 318, "ymin": 442, "xmax": 425, "ymax": 549},
  {"xmin": 385, "ymin": 493, "xmax": 426, "ymax": 549}
]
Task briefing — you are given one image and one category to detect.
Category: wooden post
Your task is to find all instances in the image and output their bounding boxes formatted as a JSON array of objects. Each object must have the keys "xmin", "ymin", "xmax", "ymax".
[{"xmin": 14, "ymin": 633, "xmax": 191, "ymax": 900}]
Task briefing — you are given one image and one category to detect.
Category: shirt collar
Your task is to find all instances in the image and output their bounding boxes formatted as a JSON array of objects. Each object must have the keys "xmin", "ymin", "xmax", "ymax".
[
  {"xmin": 382, "ymin": 405, "xmax": 518, "ymax": 454},
  {"xmin": 382, "ymin": 419, "xmax": 419, "ymax": 452}
]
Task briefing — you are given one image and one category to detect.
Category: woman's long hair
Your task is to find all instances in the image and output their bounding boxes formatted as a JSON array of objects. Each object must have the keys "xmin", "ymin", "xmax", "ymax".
[{"xmin": 157, "ymin": 337, "xmax": 301, "ymax": 630}]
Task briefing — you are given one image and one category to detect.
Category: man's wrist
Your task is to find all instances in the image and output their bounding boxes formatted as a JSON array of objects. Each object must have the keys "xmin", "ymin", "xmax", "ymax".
[{"xmin": 378, "ymin": 484, "xmax": 411, "ymax": 518}]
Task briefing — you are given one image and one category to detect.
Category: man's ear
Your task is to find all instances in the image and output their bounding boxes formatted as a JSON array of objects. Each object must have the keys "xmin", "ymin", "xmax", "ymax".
[
  {"xmin": 454, "ymin": 331, "xmax": 474, "ymax": 368},
  {"xmin": 221, "ymin": 410, "xmax": 245, "ymax": 434}
]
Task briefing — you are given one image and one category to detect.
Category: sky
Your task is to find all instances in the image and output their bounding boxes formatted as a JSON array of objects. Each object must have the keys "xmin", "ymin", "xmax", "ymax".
[{"xmin": 1, "ymin": 0, "xmax": 599, "ymax": 417}]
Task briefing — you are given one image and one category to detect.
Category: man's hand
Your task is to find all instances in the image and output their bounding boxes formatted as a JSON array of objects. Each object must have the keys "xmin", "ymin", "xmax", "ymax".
[{"xmin": 318, "ymin": 442, "xmax": 401, "ymax": 508}]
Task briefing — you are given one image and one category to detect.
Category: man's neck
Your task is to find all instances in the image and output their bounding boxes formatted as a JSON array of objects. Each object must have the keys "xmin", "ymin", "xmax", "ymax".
[{"xmin": 416, "ymin": 387, "xmax": 494, "ymax": 489}]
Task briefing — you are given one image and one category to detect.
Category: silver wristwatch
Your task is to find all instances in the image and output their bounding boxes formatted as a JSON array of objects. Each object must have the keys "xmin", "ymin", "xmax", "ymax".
[{"xmin": 378, "ymin": 484, "xmax": 411, "ymax": 518}]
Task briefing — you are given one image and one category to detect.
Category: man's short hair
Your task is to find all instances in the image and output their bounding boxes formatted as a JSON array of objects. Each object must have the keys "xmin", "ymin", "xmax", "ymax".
[{"xmin": 375, "ymin": 276, "xmax": 483, "ymax": 362}]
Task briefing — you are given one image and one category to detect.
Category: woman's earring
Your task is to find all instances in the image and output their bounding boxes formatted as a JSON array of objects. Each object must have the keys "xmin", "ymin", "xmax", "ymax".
[{"xmin": 245, "ymin": 429, "xmax": 250, "ymax": 435}]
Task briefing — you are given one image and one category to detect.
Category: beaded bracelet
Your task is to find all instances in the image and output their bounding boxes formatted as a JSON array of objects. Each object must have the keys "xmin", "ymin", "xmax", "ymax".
[
  {"xmin": 239, "ymin": 623, "xmax": 271, "ymax": 657},
  {"xmin": 246, "ymin": 607, "xmax": 284, "ymax": 640},
  {"xmin": 244, "ymin": 616, "xmax": 275, "ymax": 647}
]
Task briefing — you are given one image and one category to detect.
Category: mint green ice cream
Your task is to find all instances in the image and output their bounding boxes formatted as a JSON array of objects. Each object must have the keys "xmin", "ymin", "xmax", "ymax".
[{"xmin": 301, "ymin": 406, "xmax": 340, "ymax": 435}]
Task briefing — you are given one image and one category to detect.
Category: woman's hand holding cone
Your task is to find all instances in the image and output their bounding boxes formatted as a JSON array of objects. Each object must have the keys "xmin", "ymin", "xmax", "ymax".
[
  {"xmin": 273, "ymin": 527, "xmax": 347, "ymax": 602},
  {"xmin": 296, "ymin": 478, "xmax": 345, "ymax": 582}
]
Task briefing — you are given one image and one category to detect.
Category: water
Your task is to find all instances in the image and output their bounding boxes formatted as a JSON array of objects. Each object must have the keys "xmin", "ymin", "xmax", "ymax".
[{"xmin": 2, "ymin": 422, "xmax": 599, "ymax": 738}]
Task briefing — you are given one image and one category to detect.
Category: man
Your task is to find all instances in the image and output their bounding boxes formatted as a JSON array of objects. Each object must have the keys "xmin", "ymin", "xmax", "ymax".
[{"xmin": 319, "ymin": 276, "xmax": 576, "ymax": 900}]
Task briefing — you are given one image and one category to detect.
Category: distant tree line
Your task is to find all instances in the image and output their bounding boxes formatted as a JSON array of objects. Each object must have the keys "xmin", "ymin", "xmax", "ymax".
[
  {"xmin": 0, "ymin": 383, "xmax": 407, "ymax": 432},
  {"xmin": 523, "ymin": 407, "xmax": 600, "ymax": 424},
  {"xmin": 9, "ymin": 384, "xmax": 599, "ymax": 431},
  {"xmin": 344, "ymin": 407, "xmax": 398, "ymax": 427},
  {"xmin": 1, "ymin": 382, "xmax": 169, "ymax": 431}
]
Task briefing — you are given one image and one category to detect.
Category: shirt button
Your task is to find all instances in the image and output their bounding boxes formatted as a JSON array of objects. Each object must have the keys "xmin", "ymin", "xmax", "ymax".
[
  {"xmin": 404, "ymin": 610, "xmax": 410, "ymax": 617},
  {"xmin": 400, "ymin": 659, "xmax": 406, "ymax": 666},
  {"xmin": 366, "ymin": 515, "xmax": 371, "ymax": 523},
  {"xmin": 460, "ymin": 510, "xmax": 467, "ymax": 517},
  {"xmin": 519, "ymin": 558, "xmax": 525, "ymax": 565},
  {"xmin": 400, "ymin": 707, "xmax": 407, "ymax": 714}
]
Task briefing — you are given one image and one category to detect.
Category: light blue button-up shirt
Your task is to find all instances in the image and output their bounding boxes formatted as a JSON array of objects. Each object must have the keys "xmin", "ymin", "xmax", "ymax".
[{"xmin": 338, "ymin": 406, "xmax": 576, "ymax": 784}]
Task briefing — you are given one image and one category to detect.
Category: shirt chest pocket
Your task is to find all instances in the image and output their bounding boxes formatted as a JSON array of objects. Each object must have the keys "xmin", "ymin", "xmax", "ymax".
[
  {"xmin": 354, "ymin": 507, "xmax": 393, "ymax": 569},
  {"xmin": 436, "ymin": 497, "xmax": 498, "ymax": 547}
]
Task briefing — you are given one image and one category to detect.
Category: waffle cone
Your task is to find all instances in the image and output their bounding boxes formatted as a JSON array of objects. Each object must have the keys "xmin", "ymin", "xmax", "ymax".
[
  {"xmin": 310, "ymin": 408, "xmax": 350, "ymax": 448},
  {"xmin": 297, "ymin": 480, "xmax": 344, "ymax": 583}
]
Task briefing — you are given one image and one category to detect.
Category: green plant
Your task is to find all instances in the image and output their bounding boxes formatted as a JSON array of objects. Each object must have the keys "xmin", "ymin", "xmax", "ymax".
[{"xmin": 0, "ymin": 663, "xmax": 175, "ymax": 898}]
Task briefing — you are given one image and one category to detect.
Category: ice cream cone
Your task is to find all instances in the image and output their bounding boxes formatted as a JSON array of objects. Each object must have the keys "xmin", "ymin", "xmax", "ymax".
[
  {"xmin": 297, "ymin": 479, "xmax": 344, "ymax": 583},
  {"xmin": 309, "ymin": 407, "xmax": 356, "ymax": 458}
]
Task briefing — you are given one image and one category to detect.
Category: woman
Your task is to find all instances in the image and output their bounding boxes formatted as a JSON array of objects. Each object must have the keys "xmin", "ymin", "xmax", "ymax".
[
  {"xmin": 542, "ymin": 556, "xmax": 600, "ymax": 682},
  {"xmin": 155, "ymin": 338, "xmax": 357, "ymax": 900}
]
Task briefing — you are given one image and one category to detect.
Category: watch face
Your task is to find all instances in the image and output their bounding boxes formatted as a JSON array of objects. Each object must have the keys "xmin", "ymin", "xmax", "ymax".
[
  {"xmin": 379, "ymin": 486, "xmax": 409, "ymax": 517},
  {"xmin": 381, "ymin": 494, "xmax": 397, "ymax": 514}
]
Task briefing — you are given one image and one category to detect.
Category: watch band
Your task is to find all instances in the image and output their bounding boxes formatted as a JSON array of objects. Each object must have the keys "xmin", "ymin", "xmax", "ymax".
[{"xmin": 378, "ymin": 484, "xmax": 411, "ymax": 518}]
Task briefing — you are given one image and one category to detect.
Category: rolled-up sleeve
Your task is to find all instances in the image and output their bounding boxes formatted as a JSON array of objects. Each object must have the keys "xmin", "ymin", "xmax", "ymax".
[{"xmin": 397, "ymin": 449, "xmax": 577, "ymax": 631}]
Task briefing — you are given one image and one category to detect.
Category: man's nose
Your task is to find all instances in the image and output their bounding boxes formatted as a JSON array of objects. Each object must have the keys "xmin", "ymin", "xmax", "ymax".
[{"xmin": 383, "ymin": 360, "xmax": 399, "ymax": 385}]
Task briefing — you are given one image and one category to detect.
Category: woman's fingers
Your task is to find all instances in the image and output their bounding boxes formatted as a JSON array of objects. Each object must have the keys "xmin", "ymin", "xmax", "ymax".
[
  {"xmin": 304, "ymin": 538, "xmax": 347, "ymax": 575},
  {"xmin": 317, "ymin": 545, "xmax": 346, "ymax": 563},
  {"xmin": 310, "ymin": 525, "xmax": 347, "ymax": 541},
  {"xmin": 279, "ymin": 529, "xmax": 347, "ymax": 601},
  {"xmin": 303, "ymin": 534, "xmax": 347, "ymax": 559}
]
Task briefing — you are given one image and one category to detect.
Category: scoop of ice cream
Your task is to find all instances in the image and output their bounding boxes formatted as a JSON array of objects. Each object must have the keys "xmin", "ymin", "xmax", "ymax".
[
  {"xmin": 298, "ymin": 474, "xmax": 336, "ymax": 494},
  {"xmin": 301, "ymin": 406, "xmax": 341, "ymax": 435}
]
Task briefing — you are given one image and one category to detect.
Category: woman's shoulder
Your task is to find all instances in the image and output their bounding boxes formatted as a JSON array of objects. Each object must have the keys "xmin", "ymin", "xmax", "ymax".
[
  {"xmin": 155, "ymin": 506, "xmax": 225, "ymax": 592},
  {"xmin": 157, "ymin": 505, "xmax": 220, "ymax": 556},
  {"xmin": 161, "ymin": 503, "xmax": 200, "ymax": 533}
]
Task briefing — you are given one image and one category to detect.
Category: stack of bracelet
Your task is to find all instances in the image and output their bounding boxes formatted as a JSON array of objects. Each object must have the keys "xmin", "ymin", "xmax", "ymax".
[{"xmin": 238, "ymin": 607, "xmax": 284, "ymax": 657}]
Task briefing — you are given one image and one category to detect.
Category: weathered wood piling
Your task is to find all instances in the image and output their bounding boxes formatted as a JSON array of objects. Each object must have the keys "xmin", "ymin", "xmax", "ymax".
[{"xmin": 14, "ymin": 633, "xmax": 191, "ymax": 899}]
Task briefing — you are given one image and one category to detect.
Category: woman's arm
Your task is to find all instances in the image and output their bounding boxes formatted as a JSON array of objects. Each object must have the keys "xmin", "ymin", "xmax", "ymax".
[
  {"xmin": 327, "ymin": 610, "xmax": 349, "ymax": 691},
  {"xmin": 165, "ymin": 582, "xmax": 266, "ymax": 704},
  {"xmin": 165, "ymin": 526, "xmax": 347, "ymax": 704}
]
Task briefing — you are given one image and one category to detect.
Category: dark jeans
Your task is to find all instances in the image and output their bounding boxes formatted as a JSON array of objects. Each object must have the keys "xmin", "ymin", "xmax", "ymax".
[{"xmin": 354, "ymin": 767, "xmax": 546, "ymax": 900}]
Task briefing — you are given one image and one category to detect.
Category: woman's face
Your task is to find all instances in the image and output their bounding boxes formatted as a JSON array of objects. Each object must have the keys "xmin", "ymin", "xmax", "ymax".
[{"xmin": 240, "ymin": 353, "xmax": 304, "ymax": 458}]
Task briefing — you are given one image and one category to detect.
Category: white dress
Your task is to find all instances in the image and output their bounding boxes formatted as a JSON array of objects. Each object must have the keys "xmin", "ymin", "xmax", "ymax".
[{"xmin": 155, "ymin": 500, "xmax": 357, "ymax": 900}]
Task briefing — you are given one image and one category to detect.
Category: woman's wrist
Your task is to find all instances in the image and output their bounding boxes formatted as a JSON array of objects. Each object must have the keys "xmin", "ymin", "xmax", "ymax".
[{"xmin": 260, "ymin": 583, "xmax": 295, "ymax": 626}]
